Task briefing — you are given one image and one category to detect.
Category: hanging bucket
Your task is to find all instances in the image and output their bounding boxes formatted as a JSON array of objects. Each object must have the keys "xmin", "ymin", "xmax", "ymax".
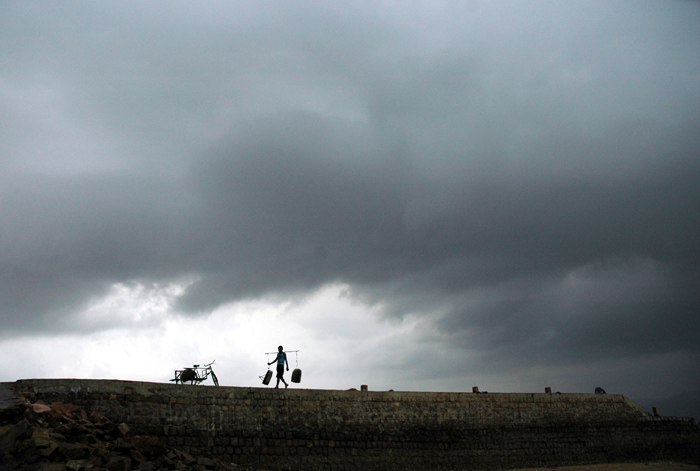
[
  {"xmin": 291, "ymin": 368, "xmax": 302, "ymax": 383},
  {"xmin": 262, "ymin": 370, "xmax": 273, "ymax": 385}
]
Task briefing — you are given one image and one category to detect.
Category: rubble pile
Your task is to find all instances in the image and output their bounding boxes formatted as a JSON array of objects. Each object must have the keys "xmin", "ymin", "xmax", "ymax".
[{"xmin": 0, "ymin": 389, "xmax": 241, "ymax": 471}]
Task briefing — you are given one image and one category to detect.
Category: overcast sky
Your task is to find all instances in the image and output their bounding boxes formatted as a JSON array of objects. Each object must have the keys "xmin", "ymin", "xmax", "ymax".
[{"xmin": 1, "ymin": 1, "xmax": 699, "ymax": 419}]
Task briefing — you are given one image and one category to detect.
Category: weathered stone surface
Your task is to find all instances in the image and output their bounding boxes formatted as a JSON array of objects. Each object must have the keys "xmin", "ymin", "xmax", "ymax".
[
  {"xmin": 117, "ymin": 422, "xmax": 130, "ymax": 436},
  {"xmin": 34, "ymin": 463, "xmax": 67, "ymax": 471},
  {"xmin": 0, "ymin": 383, "xmax": 244, "ymax": 471},
  {"xmin": 105, "ymin": 455, "xmax": 131, "ymax": 471},
  {"xmin": 0, "ymin": 419, "xmax": 31, "ymax": 452},
  {"xmin": 64, "ymin": 459, "xmax": 89, "ymax": 470},
  {"xmin": 31, "ymin": 403, "xmax": 53, "ymax": 414},
  {"xmin": 3, "ymin": 379, "xmax": 700, "ymax": 471},
  {"xmin": 58, "ymin": 441, "xmax": 91, "ymax": 460}
]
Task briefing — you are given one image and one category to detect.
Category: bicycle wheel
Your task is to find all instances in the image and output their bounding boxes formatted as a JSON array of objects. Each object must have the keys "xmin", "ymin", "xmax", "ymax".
[{"xmin": 210, "ymin": 370, "xmax": 219, "ymax": 387}]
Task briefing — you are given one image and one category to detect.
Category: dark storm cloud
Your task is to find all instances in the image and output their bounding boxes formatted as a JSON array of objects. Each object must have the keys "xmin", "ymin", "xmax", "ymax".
[
  {"xmin": 176, "ymin": 103, "xmax": 700, "ymax": 373},
  {"xmin": 2, "ymin": 0, "xmax": 700, "ymax": 403}
]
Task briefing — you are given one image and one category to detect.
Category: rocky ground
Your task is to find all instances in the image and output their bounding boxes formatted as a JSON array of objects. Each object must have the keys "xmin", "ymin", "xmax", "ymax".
[{"xmin": 0, "ymin": 385, "xmax": 241, "ymax": 471}]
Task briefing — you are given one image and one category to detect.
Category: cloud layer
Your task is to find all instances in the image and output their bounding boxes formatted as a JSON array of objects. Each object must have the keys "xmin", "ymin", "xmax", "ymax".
[{"xmin": 2, "ymin": 0, "xmax": 699, "ymax": 417}]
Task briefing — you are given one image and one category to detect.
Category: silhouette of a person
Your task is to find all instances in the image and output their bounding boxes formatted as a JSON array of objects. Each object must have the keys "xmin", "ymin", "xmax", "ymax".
[{"xmin": 268, "ymin": 345, "xmax": 289, "ymax": 388}]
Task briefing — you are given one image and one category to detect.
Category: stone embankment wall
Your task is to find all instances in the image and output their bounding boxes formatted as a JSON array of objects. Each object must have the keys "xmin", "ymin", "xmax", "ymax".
[{"xmin": 10, "ymin": 379, "xmax": 700, "ymax": 471}]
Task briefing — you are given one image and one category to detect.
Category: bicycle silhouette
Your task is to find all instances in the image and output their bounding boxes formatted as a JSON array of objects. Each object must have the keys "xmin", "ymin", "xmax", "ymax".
[{"xmin": 171, "ymin": 361, "xmax": 219, "ymax": 386}]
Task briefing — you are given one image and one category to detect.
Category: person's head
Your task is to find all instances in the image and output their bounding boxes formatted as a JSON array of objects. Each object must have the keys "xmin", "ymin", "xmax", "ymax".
[{"xmin": 278, "ymin": 345, "xmax": 283, "ymax": 352}]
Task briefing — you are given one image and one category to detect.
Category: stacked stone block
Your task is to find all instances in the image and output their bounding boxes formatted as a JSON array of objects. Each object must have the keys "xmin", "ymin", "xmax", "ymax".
[{"xmin": 11, "ymin": 379, "xmax": 700, "ymax": 471}]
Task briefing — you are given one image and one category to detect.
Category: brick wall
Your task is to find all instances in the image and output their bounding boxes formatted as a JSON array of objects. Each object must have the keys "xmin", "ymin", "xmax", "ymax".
[{"xmin": 12, "ymin": 379, "xmax": 700, "ymax": 471}]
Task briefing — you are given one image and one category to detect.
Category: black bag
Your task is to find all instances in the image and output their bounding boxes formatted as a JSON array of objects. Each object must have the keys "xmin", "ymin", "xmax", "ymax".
[
  {"xmin": 291, "ymin": 368, "xmax": 302, "ymax": 383},
  {"xmin": 262, "ymin": 370, "xmax": 273, "ymax": 385}
]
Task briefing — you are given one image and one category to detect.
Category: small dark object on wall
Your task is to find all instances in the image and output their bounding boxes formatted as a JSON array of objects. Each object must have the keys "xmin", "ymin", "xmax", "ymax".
[
  {"xmin": 180, "ymin": 368, "xmax": 196, "ymax": 383},
  {"xmin": 595, "ymin": 387, "xmax": 606, "ymax": 394}
]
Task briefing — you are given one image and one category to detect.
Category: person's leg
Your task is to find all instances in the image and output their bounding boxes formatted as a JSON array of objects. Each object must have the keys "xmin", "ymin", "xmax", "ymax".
[{"xmin": 276, "ymin": 365, "xmax": 283, "ymax": 388}]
